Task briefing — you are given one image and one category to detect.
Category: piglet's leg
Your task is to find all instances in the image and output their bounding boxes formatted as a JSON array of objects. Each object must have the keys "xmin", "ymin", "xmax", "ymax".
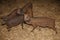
[
  {"xmin": 39, "ymin": 26, "xmax": 42, "ymax": 31},
  {"xmin": 7, "ymin": 26, "xmax": 11, "ymax": 32},
  {"xmin": 47, "ymin": 26, "xmax": 57, "ymax": 34},
  {"xmin": 1, "ymin": 21, "xmax": 6, "ymax": 26},
  {"xmin": 52, "ymin": 27, "xmax": 57, "ymax": 34},
  {"xmin": 31, "ymin": 26, "xmax": 37, "ymax": 32},
  {"xmin": 21, "ymin": 23, "xmax": 24, "ymax": 29}
]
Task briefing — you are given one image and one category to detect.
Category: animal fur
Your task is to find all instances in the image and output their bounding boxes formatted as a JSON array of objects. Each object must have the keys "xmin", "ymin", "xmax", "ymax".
[
  {"xmin": 24, "ymin": 14, "xmax": 57, "ymax": 33},
  {"xmin": 1, "ymin": 8, "xmax": 24, "ymax": 31}
]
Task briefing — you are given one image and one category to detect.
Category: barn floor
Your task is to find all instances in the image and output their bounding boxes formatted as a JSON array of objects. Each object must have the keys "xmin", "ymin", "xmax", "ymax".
[{"xmin": 0, "ymin": 0, "xmax": 60, "ymax": 40}]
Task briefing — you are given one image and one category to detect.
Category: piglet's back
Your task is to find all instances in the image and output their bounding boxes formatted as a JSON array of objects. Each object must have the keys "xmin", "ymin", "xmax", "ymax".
[{"xmin": 30, "ymin": 17, "xmax": 55, "ymax": 26}]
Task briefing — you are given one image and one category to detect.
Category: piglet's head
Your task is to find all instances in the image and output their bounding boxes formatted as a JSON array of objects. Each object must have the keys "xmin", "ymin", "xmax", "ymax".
[{"xmin": 24, "ymin": 13, "xmax": 31, "ymax": 22}]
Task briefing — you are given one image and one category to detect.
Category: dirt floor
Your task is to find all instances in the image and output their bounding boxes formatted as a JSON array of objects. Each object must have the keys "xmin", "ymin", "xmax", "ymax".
[{"xmin": 0, "ymin": 0, "xmax": 60, "ymax": 40}]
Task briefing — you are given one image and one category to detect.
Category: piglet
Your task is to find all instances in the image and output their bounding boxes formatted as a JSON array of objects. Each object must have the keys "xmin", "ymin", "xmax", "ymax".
[
  {"xmin": 24, "ymin": 14, "xmax": 57, "ymax": 33},
  {"xmin": 1, "ymin": 8, "xmax": 24, "ymax": 31}
]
